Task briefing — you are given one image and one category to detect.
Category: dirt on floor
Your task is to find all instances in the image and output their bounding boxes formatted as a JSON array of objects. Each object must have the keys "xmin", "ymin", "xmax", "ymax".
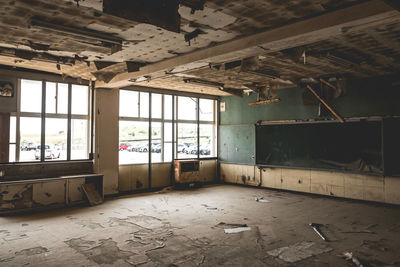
[{"xmin": 0, "ymin": 184, "xmax": 399, "ymax": 266}]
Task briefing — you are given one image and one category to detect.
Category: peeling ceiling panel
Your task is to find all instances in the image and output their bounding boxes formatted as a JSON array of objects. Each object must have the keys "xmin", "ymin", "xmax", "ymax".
[
  {"xmin": 63, "ymin": 0, "xmax": 103, "ymax": 10},
  {"xmin": 205, "ymin": 0, "xmax": 367, "ymax": 34},
  {"xmin": 0, "ymin": 0, "xmax": 398, "ymax": 96},
  {"xmin": 179, "ymin": 6, "xmax": 237, "ymax": 29}
]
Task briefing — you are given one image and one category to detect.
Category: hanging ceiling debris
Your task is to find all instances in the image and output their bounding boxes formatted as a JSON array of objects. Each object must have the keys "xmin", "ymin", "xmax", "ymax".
[
  {"xmin": 103, "ymin": 0, "xmax": 181, "ymax": 33},
  {"xmin": 0, "ymin": 0, "xmax": 398, "ymax": 96}
]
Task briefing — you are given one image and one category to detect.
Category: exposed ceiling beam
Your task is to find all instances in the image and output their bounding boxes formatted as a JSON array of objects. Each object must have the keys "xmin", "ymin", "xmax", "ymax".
[{"xmin": 95, "ymin": 0, "xmax": 400, "ymax": 89}]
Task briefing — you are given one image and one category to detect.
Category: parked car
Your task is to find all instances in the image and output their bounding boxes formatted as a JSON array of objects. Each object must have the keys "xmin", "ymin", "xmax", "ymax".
[
  {"xmin": 186, "ymin": 145, "xmax": 198, "ymax": 155},
  {"xmin": 138, "ymin": 144, "xmax": 149, "ymax": 152},
  {"xmin": 177, "ymin": 144, "xmax": 186, "ymax": 153},
  {"xmin": 180, "ymin": 142, "xmax": 194, "ymax": 153},
  {"xmin": 21, "ymin": 142, "xmax": 36, "ymax": 151},
  {"xmin": 200, "ymin": 144, "xmax": 211, "ymax": 155},
  {"xmin": 151, "ymin": 143, "xmax": 161, "ymax": 153},
  {"xmin": 127, "ymin": 143, "xmax": 142, "ymax": 152},
  {"xmin": 119, "ymin": 143, "xmax": 131, "ymax": 151},
  {"xmin": 35, "ymin": 145, "xmax": 61, "ymax": 160}
]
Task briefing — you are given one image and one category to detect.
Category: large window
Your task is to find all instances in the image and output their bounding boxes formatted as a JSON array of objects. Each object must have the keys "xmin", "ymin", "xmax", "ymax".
[
  {"xmin": 10, "ymin": 79, "xmax": 91, "ymax": 162},
  {"xmin": 119, "ymin": 90, "xmax": 217, "ymax": 165}
]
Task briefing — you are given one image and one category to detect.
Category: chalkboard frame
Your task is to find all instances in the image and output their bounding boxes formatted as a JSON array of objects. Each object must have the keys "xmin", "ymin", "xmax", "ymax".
[{"xmin": 255, "ymin": 118, "xmax": 400, "ymax": 176}]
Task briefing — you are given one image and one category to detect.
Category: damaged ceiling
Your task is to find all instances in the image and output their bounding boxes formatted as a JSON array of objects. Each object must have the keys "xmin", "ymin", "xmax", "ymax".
[{"xmin": 0, "ymin": 0, "xmax": 398, "ymax": 96}]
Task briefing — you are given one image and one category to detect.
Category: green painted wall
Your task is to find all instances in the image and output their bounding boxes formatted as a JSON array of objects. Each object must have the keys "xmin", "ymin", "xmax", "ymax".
[
  {"xmin": 219, "ymin": 125, "xmax": 255, "ymax": 164},
  {"xmin": 219, "ymin": 85, "xmax": 400, "ymax": 164}
]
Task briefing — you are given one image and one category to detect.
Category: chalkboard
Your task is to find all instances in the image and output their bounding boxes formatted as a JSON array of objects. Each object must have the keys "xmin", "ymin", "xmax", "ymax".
[{"xmin": 256, "ymin": 120, "xmax": 384, "ymax": 174}]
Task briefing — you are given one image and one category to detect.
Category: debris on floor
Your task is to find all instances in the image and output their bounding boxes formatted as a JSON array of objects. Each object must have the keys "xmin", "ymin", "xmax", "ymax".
[
  {"xmin": 216, "ymin": 222, "xmax": 248, "ymax": 228},
  {"xmin": 81, "ymin": 183, "xmax": 103, "ymax": 206},
  {"xmin": 267, "ymin": 241, "xmax": 332, "ymax": 263},
  {"xmin": 309, "ymin": 223, "xmax": 327, "ymax": 241},
  {"xmin": 342, "ymin": 252, "xmax": 364, "ymax": 267},
  {"xmin": 216, "ymin": 222, "xmax": 252, "ymax": 234},
  {"xmin": 224, "ymin": 227, "xmax": 252, "ymax": 234},
  {"xmin": 201, "ymin": 204, "xmax": 219, "ymax": 211},
  {"xmin": 255, "ymin": 197, "xmax": 270, "ymax": 203},
  {"xmin": 156, "ymin": 186, "xmax": 174, "ymax": 194}
]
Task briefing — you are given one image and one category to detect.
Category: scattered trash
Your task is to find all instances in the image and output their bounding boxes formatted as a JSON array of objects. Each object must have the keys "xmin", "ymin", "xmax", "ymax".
[
  {"xmin": 156, "ymin": 186, "xmax": 174, "ymax": 194},
  {"xmin": 201, "ymin": 204, "xmax": 218, "ymax": 211},
  {"xmin": 216, "ymin": 222, "xmax": 247, "ymax": 228},
  {"xmin": 216, "ymin": 222, "xmax": 251, "ymax": 234},
  {"xmin": 255, "ymin": 197, "xmax": 270, "ymax": 203},
  {"xmin": 309, "ymin": 223, "xmax": 327, "ymax": 241},
  {"xmin": 224, "ymin": 227, "xmax": 252, "ymax": 234},
  {"xmin": 267, "ymin": 241, "xmax": 332, "ymax": 263},
  {"xmin": 343, "ymin": 252, "xmax": 363, "ymax": 267}
]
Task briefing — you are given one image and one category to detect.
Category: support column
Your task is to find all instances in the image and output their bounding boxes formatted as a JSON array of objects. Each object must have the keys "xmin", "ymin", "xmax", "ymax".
[{"xmin": 0, "ymin": 112, "xmax": 10, "ymax": 162}]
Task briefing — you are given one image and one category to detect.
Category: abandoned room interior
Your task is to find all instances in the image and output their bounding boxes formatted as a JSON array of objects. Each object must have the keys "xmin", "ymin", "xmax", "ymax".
[{"xmin": 0, "ymin": 0, "xmax": 400, "ymax": 266}]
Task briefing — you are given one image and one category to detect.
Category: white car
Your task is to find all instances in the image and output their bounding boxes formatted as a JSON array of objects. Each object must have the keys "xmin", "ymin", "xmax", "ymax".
[{"xmin": 35, "ymin": 145, "xmax": 61, "ymax": 160}]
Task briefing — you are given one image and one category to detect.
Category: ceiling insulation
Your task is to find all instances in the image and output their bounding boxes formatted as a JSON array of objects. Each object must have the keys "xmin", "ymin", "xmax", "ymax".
[{"xmin": 0, "ymin": 0, "xmax": 398, "ymax": 96}]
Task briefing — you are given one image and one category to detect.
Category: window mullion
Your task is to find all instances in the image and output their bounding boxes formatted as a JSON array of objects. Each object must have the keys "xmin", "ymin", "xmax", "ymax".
[
  {"xmin": 40, "ymin": 80, "xmax": 46, "ymax": 162},
  {"xmin": 67, "ymin": 83, "xmax": 72, "ymax": 161},
  {"xmin": 197, "ymin": 98, "xmax": 200, "ymax": 159},
  {"xmin": 148, "ymin": 93, "xmax": 152, "ymax": 188},
  {"xmin": 55, "ymin": 82, "xmax": 59, "ymax": 114},
  {"xmin": 15, "ymin": 80, "xmax": 21, "ymax": 162},
  {"xmin": 161, "ymin": 94, "xmax": 164, "ymax": 162}
]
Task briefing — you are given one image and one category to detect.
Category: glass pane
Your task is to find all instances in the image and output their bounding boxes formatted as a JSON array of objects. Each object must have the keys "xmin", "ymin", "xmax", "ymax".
[
  {"xmin": 58, "ymin": 83, "xmax": 69, "ymax": 114},
  {"xmin": 9, "ymin": 144, "xmax": 16, "ymax": 162},
  {"xmin": 45, "ymin": 118, "xmax": 67, "ymax": 161},
  {"xmin": 20, "ymin": 117, "xmax": 41, "ymax": 162},
  {"xmin": 72, "ymin": 119, "xmax": 88, "ymax": 160},
  {"xmin": 200, "ymin": 99, "xmax": 214, "ymax": 121},
  {"xmin": 178, "ymin": 96, "xmax": 197, "ymax": 121},
  {"xmin": 46, "ymin": 82, "xmax": 56, "ymax": 114},
  {"xmin": 164, "ymin": 123, "xmax": 172, "ymax": 142},
  {"xmin": 151, "ymin": 93, "xmax": 162, "ymax": 119},
  {"xmin": 164, "ymin": 95, "xmax": 172, "ymax": 120},
  {"xmin": 72, "ymin": 85, "xmax": 88, "ymax": 115},
  {"xmin": 177, "ymin": 123, "xmax": 198, "ymax": 159},
  {"xmin": 140, "ymin": 92, "xmax": 149, "ymax": 118},
  {"xmin": 164, "ymin": 142, "xmax": 172, "ymax": 162},
  {"xmin": 151, "ymin": 122, "xmax": 162, "ymax": 163},
  {"xmin": 120, "ymin": 90, "xmax": 139, "ymax": 117},
  {"xmin": 20, "ymin": 79, "xmax": 42, "ymax": 113},
  {"xmin": 9, "ymin": 116, "xmax": 16, "ymax": 143},
  {"xmin": 119, "ymin": 121, "xmax": 148, "ymax": 164},
  {"xmin": 200, "ymin": 124, "xmax": 215, "ymax": 158}
]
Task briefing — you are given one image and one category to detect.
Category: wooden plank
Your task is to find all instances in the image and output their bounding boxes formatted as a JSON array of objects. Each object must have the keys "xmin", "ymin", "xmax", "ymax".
[
  {"xmin": 81, "ymin": 183, "xmax": 103, "ymax": 206},
  {"xmin": 248, "ymin": 98, "xmax": 281, "ymax": 106},
  {"xmin": 320, "ymin": 78, "xmax": 337, "ymax": 90},
  {"xmin": 96, "ymin": 0, "xmax": 399, "ymax": 89},
  {"xmin": 306, "ymin": 85, "xmax": 345, "ymax": 123}
]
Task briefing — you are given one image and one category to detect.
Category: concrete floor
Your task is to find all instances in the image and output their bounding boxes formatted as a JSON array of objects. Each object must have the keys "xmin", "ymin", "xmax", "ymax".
[{"xmin": 0, "ymin": 184, "xmax": 399, "ymax": 266}]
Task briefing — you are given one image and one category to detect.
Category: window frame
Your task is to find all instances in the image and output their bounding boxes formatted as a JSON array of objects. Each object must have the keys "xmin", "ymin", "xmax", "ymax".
[
  {"xmin": 119, "ymin": 89, "xmax": 218, "ymax": 166},
  {"xmin": 11, "ymin": 78, "xmax": 92, "ymax": 163}
]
